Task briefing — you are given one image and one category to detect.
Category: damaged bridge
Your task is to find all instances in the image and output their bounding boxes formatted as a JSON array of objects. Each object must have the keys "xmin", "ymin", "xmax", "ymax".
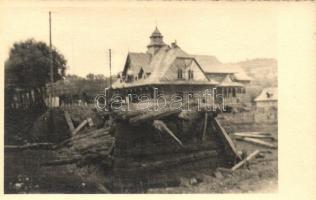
[{"xmin": 8, "ymin": 104, "xmax": 243, "ymax": 193}]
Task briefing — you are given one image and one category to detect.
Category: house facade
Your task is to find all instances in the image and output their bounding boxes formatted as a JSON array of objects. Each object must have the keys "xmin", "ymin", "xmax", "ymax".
[{"xmin": 112, "ymin": 27, "xmax": 251, "ymax": 109}]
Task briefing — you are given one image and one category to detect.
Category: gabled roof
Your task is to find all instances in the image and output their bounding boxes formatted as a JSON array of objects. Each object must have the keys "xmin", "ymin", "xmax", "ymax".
[
  {"xmin": 193, "ymin": 55, "xmax": 222, "ymax": 73},
  {"xmin": 128, "ymin": 52, "xmax": 152, "ymax": 71},
  {"xmin": 219, "ymin": 75, "xmax": 244, "ymax": 87},
  {"xmin": 255, "ymin": 87, "xmax": 278, "ymax": 102},
  {"xmin": 146, "ymin": 45, "xmax": 188, "ymax": 82},
  {"xmin": 198, "ymin": 62, "xmax": 239, "ymax": 74},
  {"xmin": 193, "ymin": 56, "xmax": 251, "ymax": 81},
  {"xmin": 122, "ymin": 52, "xmax": 152, "ymax": 76},
  {"xmin": 112, "ymin": 46, "xmax": 217, "ymax": 89}
]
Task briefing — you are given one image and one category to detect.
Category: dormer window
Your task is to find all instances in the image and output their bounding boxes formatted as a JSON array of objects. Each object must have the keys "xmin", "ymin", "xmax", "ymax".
[
  {"xmin": 138, "ymin": 68, "xmax": 144, "ymax": 79},
  {"xmin": 188, "ymin": 70, "xmax": 194, "ymax": 79},
  {"xmin": 177, "ymin": 69, "xmax": 183, "ymax": 79}
]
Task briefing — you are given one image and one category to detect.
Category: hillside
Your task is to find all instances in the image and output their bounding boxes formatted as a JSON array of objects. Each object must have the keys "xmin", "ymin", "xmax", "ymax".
[
  {"xmin": 229, "ymin": 58, "xmax": 277, "ymax": 103},
  {"xmin": 236, "ymin": 58, "xmax": 277, "ymax": 88}
]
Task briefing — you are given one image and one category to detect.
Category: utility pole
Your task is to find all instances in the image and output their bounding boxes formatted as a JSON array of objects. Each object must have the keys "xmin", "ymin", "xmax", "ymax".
[
  {"xmin": 49, "ymin": 11, "xmax": 54, "ymax": 107},
  {"xmin": 49, "ymin": 11, "xmax": 55, "ymax": 134},
  {"xmin": 109, "ymin": 49, "xmax": 112, "ymax": 88},
  {"xmin": 108, "ymin": 49, "xmax": 112, "ymax": 112}
]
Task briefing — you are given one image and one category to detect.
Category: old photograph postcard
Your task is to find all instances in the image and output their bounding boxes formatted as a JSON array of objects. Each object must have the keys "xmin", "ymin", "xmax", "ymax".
[{"xmin": 0, "ymin": 0, "xmax": 315, "ymax": 198}]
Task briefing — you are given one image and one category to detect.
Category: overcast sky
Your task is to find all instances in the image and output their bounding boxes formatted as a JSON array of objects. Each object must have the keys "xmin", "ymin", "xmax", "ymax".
[{"xmin": 0, "ymin": 1, "xmax": 277, "ymax": 77}]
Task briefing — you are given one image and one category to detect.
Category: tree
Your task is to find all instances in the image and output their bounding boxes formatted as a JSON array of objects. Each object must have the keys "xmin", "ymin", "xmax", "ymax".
[
  {"xmin": 86, "ymin": 73, "xmax": 95, "ymax": 80},
  {"xmin": 94, "ymin": 74, "xmax": 106, "ymax": 80},
  {"xmin": 5, "ymin": 39, "xmax": 67, "ymax": 109}
]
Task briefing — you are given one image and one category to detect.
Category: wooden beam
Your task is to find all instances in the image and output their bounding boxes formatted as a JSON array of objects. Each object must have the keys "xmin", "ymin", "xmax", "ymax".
[
  {"xmin": 87, "ymin": 117, "xmax": 94, "ymax": 127},
  {"xmin": 64, "ymin": 111, "xmax": 75, "ymax": 134},
  {"xmin": 234, "ymin": 132, "xmax": 271, "ymax": 136},
  {"xmin": 54, "ymin": 127, "xmax": 110, "ymax": 149},
  {"xmin": 240, "ymin": 137, "xmax": 277, "ymax": 149},
  {"xmin": 73, "ymin": 119, "xmax": 88, "ymax": 135},
  {"xmin": 202, "ymin": 112, "xmax": 208, "ymax": 141},
  {"xmin": 231, "ymin": 150, "xmax": 260, "ymax": 171},
  {"xmin": 234, "ymin": 134, "xmax": 276, "ymax": 140},
  {"xmin": 234, "ymin": 133, "xmax": 272, "ymax": 138},
  {"xmin": 213, "ymin": 118, "xmax": 241, "ymax": 160},
  {"xmin": 5, "ymin": 143, "xmax": 54, "ymax": 151},
  {"xmin": 153, "ymin": 120, "xmax": 183, "ymax": 146}
]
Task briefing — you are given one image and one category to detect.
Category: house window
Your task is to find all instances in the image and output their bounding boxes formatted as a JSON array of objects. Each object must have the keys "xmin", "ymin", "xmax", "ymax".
[
  {"xmin": 138, "ymin": 68, "xmax": 144, "ymax": 79},
  {"xmin": 177, "ymin": 69, "xmax": 183, "ymax": 79},
  {"xmin": 188, "ymin": 70, "xmax": 194, "ymax": 79},
  {"xmin": 127, "ymin": 75, "xmax": 134, "ymax": 82}
]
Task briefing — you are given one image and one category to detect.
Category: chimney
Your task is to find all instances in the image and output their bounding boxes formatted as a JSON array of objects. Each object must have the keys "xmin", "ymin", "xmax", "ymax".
[{"xmin": 171, "ymin": 40, "xmax": 178, "ymax": 48}]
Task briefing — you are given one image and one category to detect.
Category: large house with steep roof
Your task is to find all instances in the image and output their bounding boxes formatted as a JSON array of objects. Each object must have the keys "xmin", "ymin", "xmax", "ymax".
[{"xmin": 112, "ymin": 27, "xmax": 251, "ymax": 108}]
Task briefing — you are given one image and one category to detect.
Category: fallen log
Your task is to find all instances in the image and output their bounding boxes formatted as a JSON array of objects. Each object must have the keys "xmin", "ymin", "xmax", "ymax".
[
  {"xmin": 252, "ymin": 158, "xmax": 278, "ymax": 164},
  {"xmin": 41, "ymin": 153, "xmax": 112, "ymax": 166},
  {"xmin": 73, "ymin": 119, "xmax": 88, "ymax": 135},
  {"xmin": 41, "ymin": 157, "xmax": 82, "ymax": 166},
  {"xmin": 153, "ymin": 120, "xmax": 183, "ymax": 146},
  {"xmin": 114, "ymin": 150, "xmax": 218, "ymax": 173},
  {"xmin": 72, "ymin": 127, "xmax": 110, "ymax": 139},
  {"xmin": 234, "ymin": 132, "xmax": 271, "ymax": 136},
  {"xmin": 234, "ymin": 135, "xmax": 276, "ymax": 140},
  {"xmin": 54, "ymin": 128, "xmax": 110, "ymax": 149},
  {"xmin": 5, "ymin": 143, "xmax": 54, "ymax": 151},
  {"xmin": 212, "ymin": 118, "xmax": 241, "ymax": 160},
  {"xmin": 239, "ymin": 137, "xmax": 277, "ymax": 149},
  {"xmin": 74, "ymin": 139, "xmax": 115, "ymax": 151},
  {"xmin": 74, "ymin": 139, "xmax": 115, "ymax": 152},
  {"xmin": 116, "ymin": 141, "xmax": 219, "ymax": 157},
  {"xmin": 231, "ymin": 150, "xmax": 260, "ymax": 171}
]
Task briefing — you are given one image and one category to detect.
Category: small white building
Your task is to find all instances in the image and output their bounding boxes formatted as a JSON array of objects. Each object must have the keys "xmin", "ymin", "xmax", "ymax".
[
  {"xmin": 254, "ymin": 87, "xmax": 278, "ymax": 123},
  {"xmin": 255, "ymin": 87, "xmax": 278, "ymax": 109}
]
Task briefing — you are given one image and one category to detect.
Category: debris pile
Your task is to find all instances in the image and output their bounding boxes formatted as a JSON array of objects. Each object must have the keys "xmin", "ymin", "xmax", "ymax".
[{"xmin": 5, "ymin": 104, "xmax": 277, "ymax": 193}]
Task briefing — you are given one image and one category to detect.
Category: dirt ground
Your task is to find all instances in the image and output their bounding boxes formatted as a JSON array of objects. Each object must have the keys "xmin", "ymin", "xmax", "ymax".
[
  {"xmin": 4, "ymin": 121, "xmax": 278, "ymax": 193},
  {"xmin": 147, "ymin": 120, "xmax": 278, "ymax": 193},
  {"xmin": 147, "ymin": 138, "xmax": 278, "ymax": 193}
]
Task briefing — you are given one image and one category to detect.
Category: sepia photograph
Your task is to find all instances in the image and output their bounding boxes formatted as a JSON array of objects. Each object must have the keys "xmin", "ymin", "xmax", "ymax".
[{"xmin": 1, "ymin": 0, "xmax": 282, "ymax": 194}]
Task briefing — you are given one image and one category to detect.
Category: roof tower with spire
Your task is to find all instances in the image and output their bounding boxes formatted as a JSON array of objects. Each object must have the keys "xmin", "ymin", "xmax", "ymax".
[{"xmin": 147, "ymin": 26, "xmax": 167, "ymax": 55}]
